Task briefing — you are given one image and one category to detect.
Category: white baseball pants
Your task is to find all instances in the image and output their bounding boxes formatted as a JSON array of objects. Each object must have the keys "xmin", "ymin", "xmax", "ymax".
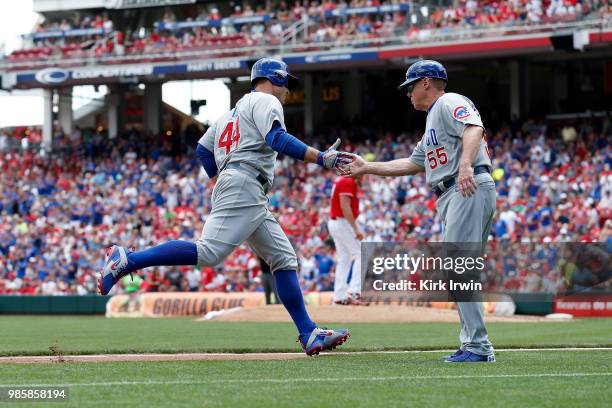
[{"xmin": 328, "ymin": 218, "xmax": 362, "ymax": 301}]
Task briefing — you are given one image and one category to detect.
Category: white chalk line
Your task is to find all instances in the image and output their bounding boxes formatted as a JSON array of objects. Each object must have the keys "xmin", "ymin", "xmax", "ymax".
[
  {"xmin": 344, "ymin": 347, "xmax": 612, "ymax": 354},
  {"xmin": 0, "ymin": 372, "xmax": 610, "ymax": 388}
]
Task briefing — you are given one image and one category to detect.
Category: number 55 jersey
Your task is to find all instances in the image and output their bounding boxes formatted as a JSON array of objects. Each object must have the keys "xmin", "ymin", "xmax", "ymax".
[{"xmin": 408, "ymin": 92, "xmax": 492, "ymax": 188}]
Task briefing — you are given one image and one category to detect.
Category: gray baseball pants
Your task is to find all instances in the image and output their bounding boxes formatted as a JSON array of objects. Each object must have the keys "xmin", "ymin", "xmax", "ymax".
[
  {"xmin": 195, "ymin": 166, "xmax": 298, "ymax": 273},
  {"xmin": 436, "ymin": 172, "xmax": 496, "ymax": 356}
]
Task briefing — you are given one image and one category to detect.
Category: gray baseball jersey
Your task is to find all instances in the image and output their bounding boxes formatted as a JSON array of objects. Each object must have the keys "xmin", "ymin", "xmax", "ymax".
[
  {"xmin": 193, "ymin": 91, "xmax": 297, "ymax": 274},
  {"xmin": 409, "ymin": 93, "xmax": 496, "ymax": 357},
  {"xmin": 409, "ymin": 92, "xmax": 491, "ymax": 187},
  {"xmin": 198, "ymin": 91, "xmax": 285, "ymax": 185}
]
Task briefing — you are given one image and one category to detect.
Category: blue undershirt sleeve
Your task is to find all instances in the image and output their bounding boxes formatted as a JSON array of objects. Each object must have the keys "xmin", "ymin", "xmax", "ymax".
[
  {"xmin": 265, "ymin": 121, "xmax": 308, "ymax": 161},
  {"xmin": 196, "ymin": 143, "xmax": 218, "ymax": 178}
]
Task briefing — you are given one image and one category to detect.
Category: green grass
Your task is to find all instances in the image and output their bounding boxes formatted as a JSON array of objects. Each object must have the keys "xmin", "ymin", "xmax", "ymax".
[
  {"xmin": 0, "ymin": 351, "xmax": 610, "ymax": 407},
  {"xmin": 0, "ymin": 316, "xmax": 611, "ymax": 356},
  {"xmin": 0, "ymin": 317, "xmax": 610, "ymax": 407}
]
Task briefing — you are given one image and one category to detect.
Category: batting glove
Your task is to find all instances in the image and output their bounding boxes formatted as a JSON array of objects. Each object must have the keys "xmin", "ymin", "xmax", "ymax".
[{"xmin": 317, "ymin": 139, "xmax": 354, "ymax": 173}]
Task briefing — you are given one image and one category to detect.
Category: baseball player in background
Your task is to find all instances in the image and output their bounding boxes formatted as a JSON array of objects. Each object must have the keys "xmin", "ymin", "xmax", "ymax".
[
  {"xmin": 99, "ymin": 58, "xmax": 353, "ymax": 356},
  {"xmin": 345, "ymin": 60, "xmax": 496, "ymax": 363},
  {"xmin": 329, "ymin": 175, "xmax": 365, "ymax": 305}
]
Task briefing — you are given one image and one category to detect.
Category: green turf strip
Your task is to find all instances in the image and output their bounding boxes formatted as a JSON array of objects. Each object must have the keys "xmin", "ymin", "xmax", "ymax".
[
  {"xmin": 0, "ymin": 351, "xmax": 610, "ymax": 408},
  {"xmin": 0, "ymin": 317, "xmax": 611, "ymax": 356}
]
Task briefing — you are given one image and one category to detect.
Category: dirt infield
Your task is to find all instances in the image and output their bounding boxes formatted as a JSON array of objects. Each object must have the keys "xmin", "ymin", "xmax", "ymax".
[
  {"xmin": 0, "ymin": 353, "xmax": 310, "ymax": 364},
  {"xmin": 197, "ymin": 305, "xmax": 548, "ymax": 323},
  {"xmin": 3, "ymin": 348, "xmax": 606, "ymax": 364}
]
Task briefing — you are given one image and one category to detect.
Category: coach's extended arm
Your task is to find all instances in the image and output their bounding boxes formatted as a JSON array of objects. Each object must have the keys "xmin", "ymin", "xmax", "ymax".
[{"xmin": 348, "ymin": 156, "xmax": 424, "ymax": 177}]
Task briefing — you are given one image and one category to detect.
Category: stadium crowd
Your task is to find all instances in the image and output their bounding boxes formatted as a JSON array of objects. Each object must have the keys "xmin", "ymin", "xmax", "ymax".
[
  {"xmin": 0, "ymin": 114, "xmax": 610, "ymax": 296},
  {"xmin": 5, "ymin": 0, "xmax": 610, "ymax": 63}
]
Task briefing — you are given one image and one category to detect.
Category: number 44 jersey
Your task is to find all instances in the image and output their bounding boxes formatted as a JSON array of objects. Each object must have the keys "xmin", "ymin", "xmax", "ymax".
[
  {"xmin": 408, "ymin": 92, "xmax": 492, "ymax": 188},
  {"xmin": 198, "ymin": 91, "xmax": 285, "ymax": 185}
]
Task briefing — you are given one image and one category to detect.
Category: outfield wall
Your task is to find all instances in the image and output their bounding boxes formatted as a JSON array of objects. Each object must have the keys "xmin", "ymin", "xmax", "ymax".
[
  {"xmin": 0, "ymin": 293, "xmax": 522, "ymax": 316},
  {"xmin": 0, "ymin": 295, "xmax": 108, "ymax": 314},
  {"xmin": 1, "ymin": 294, "xmax": 609, "ymax": 316}
]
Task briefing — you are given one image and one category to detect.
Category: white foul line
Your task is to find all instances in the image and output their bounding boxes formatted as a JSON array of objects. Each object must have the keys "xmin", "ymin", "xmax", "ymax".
[
  {"xmin": 344, "ymin": 347, "xmax": 612, "ymax": 354},
  {"xmin": 0, "ymin": 372, "xmax": 610, "ymax": 388}
]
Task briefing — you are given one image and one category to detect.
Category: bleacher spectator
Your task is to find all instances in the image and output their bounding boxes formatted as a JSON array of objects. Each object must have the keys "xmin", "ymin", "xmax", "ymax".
[
  {"xmin": 4, "ymin": 1, "xmax": 607, "ymax": 64},
  {"xmin": 0, "ymin": 113, "xmax": 609, "ymax": 296}
]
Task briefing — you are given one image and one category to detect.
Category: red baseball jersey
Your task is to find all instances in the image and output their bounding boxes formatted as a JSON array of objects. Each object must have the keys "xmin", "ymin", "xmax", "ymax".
[{"xmin": 330, "ymin": 176, "xmax": 359, "ymax": 219}]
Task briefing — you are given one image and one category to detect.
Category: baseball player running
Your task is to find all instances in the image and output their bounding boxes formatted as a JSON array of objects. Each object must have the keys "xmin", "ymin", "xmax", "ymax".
[
  {"xmin": 99, "ymin": 58, "xmax": 353, "ymax": 356},
  {"xmin": 329, "ymin": 175, "xmax": 365, "ymax": 305},
  {"xmin": 344, "ymin": 60, "xmax": 496, "ymax": 363}
]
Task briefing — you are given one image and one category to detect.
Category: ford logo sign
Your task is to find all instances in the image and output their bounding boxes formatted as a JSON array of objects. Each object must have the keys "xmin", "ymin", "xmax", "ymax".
[{"xmin": 35, "ymin": 68, "xmax": 70, "ymax": 84}]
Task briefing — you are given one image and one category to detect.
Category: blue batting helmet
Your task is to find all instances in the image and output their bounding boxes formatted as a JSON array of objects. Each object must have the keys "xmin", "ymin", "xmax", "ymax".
[
  {"xmin": 251, "ymin": 58, "xmax": 298, "ymax": 90},
  {"xmin": 398, "ymin": 59, "xmax": 447, "ymax": 90}
]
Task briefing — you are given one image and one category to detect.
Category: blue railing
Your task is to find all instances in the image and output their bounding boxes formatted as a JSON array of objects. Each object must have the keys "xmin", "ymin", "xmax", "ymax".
[{"xmin": 23, "ymin": 27, "xmax": 111, "ymax": 41}]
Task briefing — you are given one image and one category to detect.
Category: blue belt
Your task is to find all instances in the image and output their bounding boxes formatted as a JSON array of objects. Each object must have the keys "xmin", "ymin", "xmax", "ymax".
[
  {"xmin": 226, "ymin": 162, "xmax": 271, "ymax": 194},
  {"xmin": 432, "ymin": 165, "xmax": 490, "ymax": 197}
]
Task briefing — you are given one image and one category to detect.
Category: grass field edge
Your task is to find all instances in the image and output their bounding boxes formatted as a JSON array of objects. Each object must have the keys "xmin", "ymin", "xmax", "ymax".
[{"xmin": 3, "ymin": 343, "xmax": 612, "ymax": 357}]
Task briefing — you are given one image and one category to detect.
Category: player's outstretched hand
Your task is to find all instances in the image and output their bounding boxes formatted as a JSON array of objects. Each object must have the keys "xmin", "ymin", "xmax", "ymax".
[
  {"xmin": 319, "ymin": 138, "xmax": 354, "ymax": 174},
  {"xmin": 339, "ymin": 154, "xmax": 366, "ymax": 178},
  {"xmin": 458, "ymin": 163, "xmax": 478, "ymax": 197}
]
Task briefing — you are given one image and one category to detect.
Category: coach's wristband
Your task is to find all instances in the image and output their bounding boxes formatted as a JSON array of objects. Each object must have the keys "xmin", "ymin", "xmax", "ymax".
[{"xmin": 317, "ymin": 152, "xmax": 324, "ymax": 167}]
